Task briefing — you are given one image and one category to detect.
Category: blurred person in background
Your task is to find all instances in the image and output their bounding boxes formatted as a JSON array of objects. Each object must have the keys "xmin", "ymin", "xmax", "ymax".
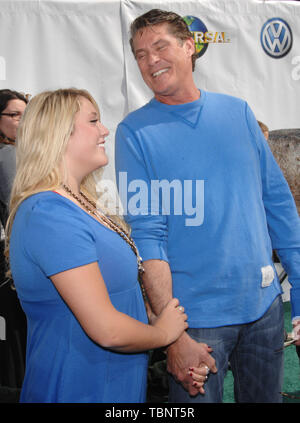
[
  {"xmin": 257, "ymin": 120, "xmax": 269, "ymax": 140},
  {"xmin": 0, "ymin": 89, "xmax": 27, "ymax": 402}
]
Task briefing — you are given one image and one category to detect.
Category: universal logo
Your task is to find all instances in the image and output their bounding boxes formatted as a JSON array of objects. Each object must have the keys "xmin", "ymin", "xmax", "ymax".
[
  {"xmin": 260, "ymin": 18, "xmax": 293, "ymax": 59},
  {"xmin": 184, "ymin": 16, "xmax": 230, "ymax": 58}
]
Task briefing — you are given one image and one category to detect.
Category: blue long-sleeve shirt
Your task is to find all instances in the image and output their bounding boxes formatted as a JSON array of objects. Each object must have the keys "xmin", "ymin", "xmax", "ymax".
[{"xmin": 115, "ymin": 90, "xmax": 300, "ymax": 327}]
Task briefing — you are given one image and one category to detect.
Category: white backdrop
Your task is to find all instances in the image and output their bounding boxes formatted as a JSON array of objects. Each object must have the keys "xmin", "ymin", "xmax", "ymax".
[{"xmin": 0, "ymin": 0, "xmax": 299, "ymax": 183}]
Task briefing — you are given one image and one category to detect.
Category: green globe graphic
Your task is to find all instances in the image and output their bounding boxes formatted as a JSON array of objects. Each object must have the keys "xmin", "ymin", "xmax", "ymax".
[{"xmin": 184, "ymin": 15, "xmax": 209, "ymax": 58}]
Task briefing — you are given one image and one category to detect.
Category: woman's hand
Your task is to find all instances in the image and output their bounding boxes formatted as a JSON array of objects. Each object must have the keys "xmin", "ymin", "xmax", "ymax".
[
  {"xmin": 187, "ymin": 364, "xmax": 211, "ymax": 394},
  {"xmin": 153, "ymin": 298, "xmax": 188, "ymax": 345}
]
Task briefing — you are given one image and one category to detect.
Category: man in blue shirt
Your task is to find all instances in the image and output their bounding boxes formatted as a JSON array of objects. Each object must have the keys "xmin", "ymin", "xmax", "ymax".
[{"xmin": 115, "ymin": 9, "xmax": 300, "ymax": 402}]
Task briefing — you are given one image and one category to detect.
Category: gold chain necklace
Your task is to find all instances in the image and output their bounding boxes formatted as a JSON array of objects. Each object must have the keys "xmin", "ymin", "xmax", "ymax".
[{"xmin": 62, "ymin": 184, "xmax": 146, "ymax": 300}]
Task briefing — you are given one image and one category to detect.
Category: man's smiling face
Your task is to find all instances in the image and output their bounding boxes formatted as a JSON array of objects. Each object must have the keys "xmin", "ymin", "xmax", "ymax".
[{"xmin": 132, "ymin": 23, "xmax": 195, "ymax": 102}]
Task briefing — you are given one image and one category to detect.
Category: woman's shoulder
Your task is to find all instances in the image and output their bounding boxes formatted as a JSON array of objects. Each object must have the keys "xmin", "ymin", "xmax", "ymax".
[
  {"xmin": 17, "ymin": 191, "xmax": 86, "ymax": 226},
  {"xmin": 13, "ymin": 192, "xmax": 98, "ymax": 253},
  {"xmin": 21, "ymin": 191, "xmax": 73, "ymax": 211}
]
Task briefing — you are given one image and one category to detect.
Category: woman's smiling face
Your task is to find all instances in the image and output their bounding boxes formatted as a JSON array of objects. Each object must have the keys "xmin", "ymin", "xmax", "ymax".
[{"xmin": 65, "ymin": 96, "xmax": 110, "ymax": 176}]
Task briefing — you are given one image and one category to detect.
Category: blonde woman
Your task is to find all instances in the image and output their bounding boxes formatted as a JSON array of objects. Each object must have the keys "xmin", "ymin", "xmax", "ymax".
[{"xmin": 5, "ymin": 88, "xmax": 195, "ymax": 403}]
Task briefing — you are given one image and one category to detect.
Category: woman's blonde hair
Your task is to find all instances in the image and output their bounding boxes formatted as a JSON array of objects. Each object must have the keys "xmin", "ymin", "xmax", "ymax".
[{"xmin": 5, "ymin": 88, "xmax": 127, "ymax": 273}]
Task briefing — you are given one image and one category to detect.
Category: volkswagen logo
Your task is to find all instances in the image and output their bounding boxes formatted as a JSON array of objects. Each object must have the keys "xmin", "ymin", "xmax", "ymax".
[{"xmin": 260, "ymin": 18, "xmax": 293, "ymax": 58}]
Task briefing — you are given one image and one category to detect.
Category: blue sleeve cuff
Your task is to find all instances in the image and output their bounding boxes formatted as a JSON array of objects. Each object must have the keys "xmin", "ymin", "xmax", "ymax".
[{"xmin": 134, "ymin": 238, "xmax": 169, "ymax": 263}]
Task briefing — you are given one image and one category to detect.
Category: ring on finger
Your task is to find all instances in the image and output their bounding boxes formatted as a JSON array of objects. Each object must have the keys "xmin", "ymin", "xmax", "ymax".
[
  {"xmin": 204, "ymin": 365, "xmax": 210, "ymax": 375},
  {"xmin": 178, "ymin": 306, "xmax": 184, "ymax": 312}
]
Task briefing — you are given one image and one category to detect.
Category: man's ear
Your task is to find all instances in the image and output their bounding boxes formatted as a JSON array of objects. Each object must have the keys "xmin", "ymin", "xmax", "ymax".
[{"xmin": 184, "ymin": 37, "xmax": 196, "ymax": 57}]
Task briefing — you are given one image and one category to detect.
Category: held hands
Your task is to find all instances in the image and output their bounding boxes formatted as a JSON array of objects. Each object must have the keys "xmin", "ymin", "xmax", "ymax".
[
  {"xmin": 166, "ymin": 332, "xmax": 217, "ymax": 396},
  {"xmin": 149, "ymin": 298, "xmax": 217, "ymax": 395},
  {"xmin": 153, "ymin": 298, "xmax": 188, "ymax": 346},
  {"xmin": 188, "ymin": 365, "xmax": 211, "ymax": 394}
]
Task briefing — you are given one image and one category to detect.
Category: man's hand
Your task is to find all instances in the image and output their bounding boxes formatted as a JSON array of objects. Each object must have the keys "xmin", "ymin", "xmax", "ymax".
[
  {"xmin": 292, "ymin": 319, "xmax": 300, "ymax": 346},
  {"xmin": 166, "ymin": 331, "xmax": 217, "ymax": 396}
]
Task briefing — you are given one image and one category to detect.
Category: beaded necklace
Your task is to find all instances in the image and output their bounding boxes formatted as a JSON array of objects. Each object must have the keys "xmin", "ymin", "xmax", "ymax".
[
  {"xmin": 0, "ymin": 132, "xmax": 15, "ymax": 145},
  {"xmin": 62, "ymin": 184, "xmax": 146, "ymax": 300}
]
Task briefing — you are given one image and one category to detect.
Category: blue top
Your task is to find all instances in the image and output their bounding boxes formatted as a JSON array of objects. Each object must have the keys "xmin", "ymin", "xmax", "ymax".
[
  {"xmin": 10, "ymin": 192, "xmax": 148, "ymax": 403},
  {"xmin": 115, "ymin": 90, "xmax": 300, "ymax": 327}
]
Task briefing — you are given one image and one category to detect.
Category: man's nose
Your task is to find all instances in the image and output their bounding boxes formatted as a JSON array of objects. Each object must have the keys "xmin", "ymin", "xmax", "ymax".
[{"xmin": 147, "ymin": 51, "xmax": 160, "ymax": 66}]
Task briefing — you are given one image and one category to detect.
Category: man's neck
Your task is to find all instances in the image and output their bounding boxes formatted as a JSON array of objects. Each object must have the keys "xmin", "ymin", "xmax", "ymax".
[{"xmin": 154, "ymin": 86, "xmax": 200, "ymax": 105}]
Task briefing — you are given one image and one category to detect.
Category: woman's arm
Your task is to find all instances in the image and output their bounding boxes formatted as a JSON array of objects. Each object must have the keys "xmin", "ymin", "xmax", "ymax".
[{"xmin": 51, "ymin": 261, "xmax": 188, "ymax": 353}]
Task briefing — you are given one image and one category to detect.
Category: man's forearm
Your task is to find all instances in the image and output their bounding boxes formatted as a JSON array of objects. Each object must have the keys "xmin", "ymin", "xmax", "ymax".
[
  {"xmin": 141, "ymin": 258, "xmax": 217, "ymax": 395},
  {"xmin": 141, "ymin": 259, "xmax": 173, "ymax": 315}
]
